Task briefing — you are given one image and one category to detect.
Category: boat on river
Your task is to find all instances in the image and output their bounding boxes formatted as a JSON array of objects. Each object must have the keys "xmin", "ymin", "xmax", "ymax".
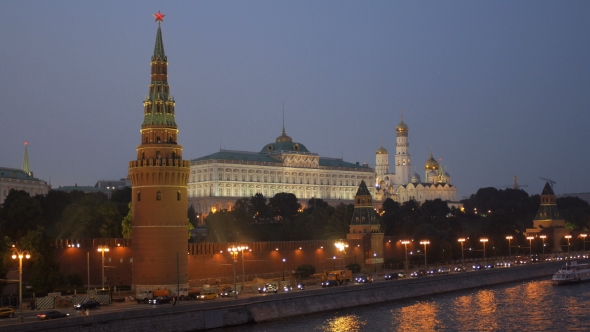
[{"xmin": 551, "ymin": 261, "xmax": 590, "ymax": 285}]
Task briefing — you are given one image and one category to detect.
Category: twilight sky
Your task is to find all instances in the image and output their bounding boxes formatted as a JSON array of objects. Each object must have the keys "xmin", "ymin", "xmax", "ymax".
[{"xmin": 1, "ymin": 1, "xmax": 589, "ymax": 200}]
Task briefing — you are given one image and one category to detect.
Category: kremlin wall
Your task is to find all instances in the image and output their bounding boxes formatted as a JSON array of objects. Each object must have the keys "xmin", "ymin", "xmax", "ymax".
[{"xmin": 54, "ymin": 237, "xmax": 420, "ymax": 288}]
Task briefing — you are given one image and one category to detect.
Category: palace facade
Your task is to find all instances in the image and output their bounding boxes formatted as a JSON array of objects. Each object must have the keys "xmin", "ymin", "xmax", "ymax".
[{"xmin": 188, "ymin": 128, "xmax": 375, "ymax": 223}]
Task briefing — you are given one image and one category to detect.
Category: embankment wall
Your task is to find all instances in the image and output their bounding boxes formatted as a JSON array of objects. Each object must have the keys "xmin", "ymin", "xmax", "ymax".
[{"xmin": 8, "ymin": 261, "xmax": 566, "ymax": 332}]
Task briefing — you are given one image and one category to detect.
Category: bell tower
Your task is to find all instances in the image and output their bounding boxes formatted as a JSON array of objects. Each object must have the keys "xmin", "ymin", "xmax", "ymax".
[{"xmin": 128, "ymin": 12, "xmax": 190, "ymax": 294}]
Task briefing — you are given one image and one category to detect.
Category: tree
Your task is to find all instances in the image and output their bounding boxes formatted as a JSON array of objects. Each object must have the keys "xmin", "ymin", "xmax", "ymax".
[
  {"xmin": 0, "ymin": 190, "xmax": 43, "ymax": 240},
  {"xmin": 268, "ymin": 193, "xmax": 300, "ymax": 223},
  {"xmin": 187, "ymin": 204, "xmax": 198, "ymax": 227},
  {"xmin": 19, "ymin": 227, "xmax": 61, "ymax": 293},
  {"xmin": 324, "ymin": 203, "xmax": 354, "ymax": 239},
  {"xmin": 251, "ymin": 193, "xmax": 269, "ymax": 223},
  {"xmin": 122, "ymin": 202, "xmax": 132, "ymax": 239}
]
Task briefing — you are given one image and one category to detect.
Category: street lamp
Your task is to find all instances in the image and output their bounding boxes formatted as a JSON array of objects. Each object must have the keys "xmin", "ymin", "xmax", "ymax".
[
  {"xmin": 228, "ymin": 247, "xmax": 239, "ymax": 299},
  {"xmin": 565, "ymin": 235, "xmax": 572, "ymax": 260},
  {"xmin": 282, "ymin": 258, "xmax": 286, "ymax": 281},
  {"xmin": 236, "ymin": 245, "xmax": 248, "ymax": 291},
  {"xmin": 335, "ymin": 240, "xmax": 348, "ymax": 270},
  {"xmin": 420, "ymin": 240, "xmax": 430, "ymax": 268},
  {"xmin": 97, "ymin": 246, "xmax": 109, "ymax": 290},
  {"xmin": 458, "ymin": 238, "xmax": 465, "ymax": 266},
  {"xmin": 401, "ymin": 240, "xmax": 410, "ymax": 274},
  {"xmin": 580, "ymin": 234, "xmax": 588, "ymax": 252},
  {"xmin": 506, "ymin": 236, "xmax": 513, "ymax": 259},
  {"xmin": 526, "ymin": 236, "xmax": 534, "ymax": 257},
  {"xmin": 540, "ymin": 235, "xmax": 547, "ymax": 255},
  {"xmin": 480, "ymin": 238, "xmax": 488, "ymax": 263},
  {"xmin": 11, "ymin": 246, "xmax": 30, "ymax": 324}
]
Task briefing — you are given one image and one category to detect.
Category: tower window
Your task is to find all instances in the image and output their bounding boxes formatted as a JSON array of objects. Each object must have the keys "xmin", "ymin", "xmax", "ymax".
[
  {"xmin": 137, "ymin": 192, "xmax": 141, "ymax": 202},
  {"xmin": 156, "ymin": 191, "xmax": 162, "ymax": 201},
  {"xmin": 177, "ymin": 191, "xmax": 181, "ymax": 201}
]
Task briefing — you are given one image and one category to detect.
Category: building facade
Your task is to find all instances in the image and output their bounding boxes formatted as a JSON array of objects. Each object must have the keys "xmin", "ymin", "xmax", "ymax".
[
  {"xmin": 188, "ymin": 128, "xmax": 375, "ymax": 223},
  {"xmin": 127, "ymin": 16, "xmax": 191, "ymax": 293},
  {"xmin": 0, "ymin": 142, "xmax": 49, "ymax": 204},
  {"xmin": 374, "ymin": 117, "xmax": 457, "ymax": 204}
]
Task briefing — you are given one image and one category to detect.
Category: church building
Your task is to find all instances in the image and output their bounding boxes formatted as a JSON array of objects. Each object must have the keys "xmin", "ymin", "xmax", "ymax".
[{"xmin": 374, "ymin": 117, "xmax": 457, "ymax": 205}]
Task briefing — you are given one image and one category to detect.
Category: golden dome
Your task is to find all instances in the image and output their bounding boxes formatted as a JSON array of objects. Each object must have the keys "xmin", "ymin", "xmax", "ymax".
[
  {"xmin": 396, "ymin": 120, "xmax": 409, "ymax": 133},
  {"xmin": 376, "ymin": 145, "xmax": 388, "ymax": 154},
  {"xmin": 275, "ymin": 128, "xmax": 292, "ymax": 143},
  {"xmin": 424, "ymin": 151, "xmax": 439, "ymax": 170}
]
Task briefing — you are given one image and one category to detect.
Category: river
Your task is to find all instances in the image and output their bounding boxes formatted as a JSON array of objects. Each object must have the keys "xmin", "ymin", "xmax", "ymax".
[{"xmin": 214, "ymin": 277, "xmax": 590, "ymax": 331}]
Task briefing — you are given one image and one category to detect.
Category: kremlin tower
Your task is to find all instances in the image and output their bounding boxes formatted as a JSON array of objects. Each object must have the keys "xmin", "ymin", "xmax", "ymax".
[{"xmin": 128, "ymin": 12, "xmax": 190, "ymax": 294}]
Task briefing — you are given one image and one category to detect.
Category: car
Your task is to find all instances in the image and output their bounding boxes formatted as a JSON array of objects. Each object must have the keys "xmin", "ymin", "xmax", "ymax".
[
  {"xmin": 197, "ymin": 292, "xmax": 218, "ymax": 300},
  {"xmin": 149, "ymin": 296, "xmax": 172, "ymax": 304},
  {"xmin": 356, "ymin": 276, "xmax": 373, "ymax": 283},
  {"xmin": 258, "ymin": 284, "xmax": 278, "ymax": 293},
  {"xmin": 426, "ymin": 269, "xmax": 437, "ymax": 275},
  {"xmin": 454, "ymin": 266, "xmax": 466, "ymax": 272},
  {"xmin": 410, "ymin": 270, "xmax": 426, "ymax": 278},
  {"xmin": 484, "ymin": 263, "xmax": 494, "ymax": 269},
  {"xmin": 0, "ymin": 308, "xmax": 15, "ymax": 318},
  {"xmin": 283, "ymin": 285, "xmax": 293, "ymax": 292},
  {"xmin": 397, "ymin": 271, "xmax": 407, "ymax": 278},
  {"xmin": 321, "ymin": 280, "xmax": 339, "ymax": 288},
  {"xmin": 74, "ymin": 300, "xmax": 102, "ymax": 310},
  {"xmin": 297, "ymin": 283, "xmax": 305, "ymax": 290},
  {"xmin": 36, "ymin": 311, "xmax": 69, "ymax": 320},
  {"xmin": 384, "ymin": 273, "xmax": 398, "ymax": 280},
  {"xmin": 437, "ymin": 267, "xmax": 450, "ymax": 274},
  {"xmin": 472, "ymin": 264, "xmax": 482, "ymax": 270},
  {"xmin": 219, "ymin": 288, "xmax": 238, "ymax": 297}
]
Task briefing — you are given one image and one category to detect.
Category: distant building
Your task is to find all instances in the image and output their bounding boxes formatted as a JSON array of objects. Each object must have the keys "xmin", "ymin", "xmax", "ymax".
[
  {"xmin": 374, "ymin": 117, "xmax": 458, "ymax": 205},
  {"xmin": 95, "ymin": 178, "xmax": 131, "ymax": 190},
  {"xmin": 54, "ymin": 184, "xmax": 109, "ymax": 195},
  {"xmin": 188, "ymin": 127, "xmax": 375, "ymax": 223},
  {"xmin": 0, "ymin": 142, "xmax": 49, "ymax": 204},
  {"xmin": 526, "ymin": 182, "xmax": 569, "ymax": 252}
]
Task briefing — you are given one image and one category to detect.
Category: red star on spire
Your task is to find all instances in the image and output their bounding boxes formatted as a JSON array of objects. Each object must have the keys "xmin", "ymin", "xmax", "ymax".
[{"xmin": 153, "ymin": 11, "xmax": 165, "ymax": 23}]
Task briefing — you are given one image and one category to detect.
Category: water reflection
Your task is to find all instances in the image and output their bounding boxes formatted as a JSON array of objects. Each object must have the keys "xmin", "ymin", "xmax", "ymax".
[
  {"xmin": 318, "ymin": 314, "xmax": 365, "ymax": 332},
  {"xmin": 391, "ymin": 301, "xmax": 439, "ymax": 331},
  {"xmin": 214, "ymin": 279, "xmax": 590, "ymax": 332}
]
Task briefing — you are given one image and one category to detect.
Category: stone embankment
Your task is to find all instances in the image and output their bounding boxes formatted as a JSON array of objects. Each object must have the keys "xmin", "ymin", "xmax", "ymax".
[{"xmin": 8, "ymin": 261, "xmax": 567, "ymax": 332}]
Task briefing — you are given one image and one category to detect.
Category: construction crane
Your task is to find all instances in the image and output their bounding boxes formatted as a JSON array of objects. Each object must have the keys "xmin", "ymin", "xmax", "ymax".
[
  {"xmin": 495, "ymin": 176, "xmax": 528, "ymax": 190},
  {"xmin": 539, "ymin": 177, "xmax": 556, "ymax": 189}
]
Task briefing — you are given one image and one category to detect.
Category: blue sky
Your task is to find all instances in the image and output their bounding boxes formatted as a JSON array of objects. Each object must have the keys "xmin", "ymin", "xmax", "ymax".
[{"xmin": 1, "ymin": 1, "xmax": 589, "ymax": 199}]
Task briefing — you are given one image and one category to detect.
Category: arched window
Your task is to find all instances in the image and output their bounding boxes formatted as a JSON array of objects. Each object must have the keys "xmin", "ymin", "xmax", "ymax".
[
  {"xmin": 137, "ymin": 191, "xmax": 141, "ymax": 202},
  {"xmin": 156, "ymin": 191, "xmax": 162, "ymax": 201},
  {"xmin": 177, "ymin": 191, "xmax": 181, "ymax": 201}
]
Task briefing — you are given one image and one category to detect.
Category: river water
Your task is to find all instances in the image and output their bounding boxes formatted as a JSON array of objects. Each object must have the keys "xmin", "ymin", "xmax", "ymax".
[{"xmin": 215, "ymin": 277, "xmax": 590, "ymax": 331}]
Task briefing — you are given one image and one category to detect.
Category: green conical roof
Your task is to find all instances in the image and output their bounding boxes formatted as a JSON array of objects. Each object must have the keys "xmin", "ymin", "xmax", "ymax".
[{"xmin": 152, "ymin": 24, "xmax": 167, "ymax": 61}]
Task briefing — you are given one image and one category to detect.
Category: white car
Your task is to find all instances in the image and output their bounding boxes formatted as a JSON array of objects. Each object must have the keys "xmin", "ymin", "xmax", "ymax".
[
  {"xmin": 437, "ymin": 267, "xmax": 450, "ymax": 274},
  {"xmin": 258, "ymin": 284, "xmax": 278, "ymax": 293}
]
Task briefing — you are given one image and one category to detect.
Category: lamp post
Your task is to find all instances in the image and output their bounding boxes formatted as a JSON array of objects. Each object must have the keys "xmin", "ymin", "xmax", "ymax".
[
  {"xmin": 565, "ymin": 235, "xmax": 572, "ymax": 260},
  {"xmin": 282, "ymin": 258, "xmax": 286, "ymax": 281},
  {"xmin": 506, "ymin": 236, "xmax": 513, "ymax": 259},
  {"xmin": 420, "ymin": 240, "xmax": 430, "ymax": 269},
  {"xmin": 11, "ymin": 246, "xmax": 30, "ymax": 323},
  {"xmin": 480, "ymin": 238, "xmax": 488, "ymax": 263},
  {"xmin": 580, "ymin": 234, "xmax": 587, "ymax": 252},
  {"xmin": 458, "ymin": 238, "xmax": 465, "ymax": 266},
  {"xmin": 237, "ymin": 245, "xmax": 248, "ymax": 291},
  {"xmin": 540, "ymin": 235, "xmax": 547, "ymax": 255},
  {"xmin": 401, "ymin": 240, "xmax": 410, "ymax": 274},
  {"xmin": 228, "ymin": 247, "xmax": 238, "ymax": 299},
  {"xmin": 334, "ymin": 240, "xmax": 348, "ymax": 270},
  {"xmin": 526, "ymin": 236, "xmax": 534, "ymax": 257},
  {"xmin": 97, "ymin": 246, "xmax": 109, "ymax": 290}
]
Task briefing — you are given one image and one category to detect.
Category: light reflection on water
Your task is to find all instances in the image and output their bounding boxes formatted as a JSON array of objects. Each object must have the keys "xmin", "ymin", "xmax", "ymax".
[{"xmin": 212, "ymin": 279, "xmax": 590, "ymax": 332}]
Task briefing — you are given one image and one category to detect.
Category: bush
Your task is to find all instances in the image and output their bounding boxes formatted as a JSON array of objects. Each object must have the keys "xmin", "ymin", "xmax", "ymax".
[
  {"xmin": 346, "ymin": 263, "xmax": 361, "ymax": 273},
  {"xmin": 295, "ymin": 264, "xmax": 316, "ymax": 278}
]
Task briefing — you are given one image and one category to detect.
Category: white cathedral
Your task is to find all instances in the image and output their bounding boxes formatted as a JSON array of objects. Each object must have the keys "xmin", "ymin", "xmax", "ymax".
[{"xmin": 374, "ymin": 118, "xmax": 457, "ymax": 204}]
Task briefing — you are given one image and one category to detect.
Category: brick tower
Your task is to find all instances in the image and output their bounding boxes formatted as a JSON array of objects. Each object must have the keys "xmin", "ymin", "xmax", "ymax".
[{"xmin": 128, "ymin": 13, "xmax": 190, "ymax": 295}]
